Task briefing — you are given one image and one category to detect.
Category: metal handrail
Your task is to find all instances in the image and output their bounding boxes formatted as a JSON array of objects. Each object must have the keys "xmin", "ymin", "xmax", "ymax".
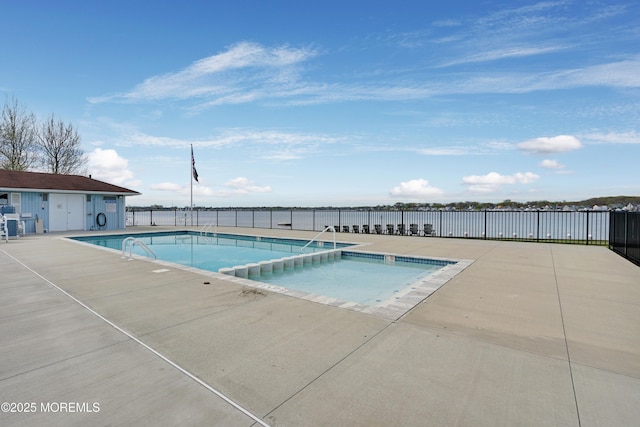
[
  {"xmin": 121, "ymin": 237, "xmax": 157, "ymax": 260},
  {"xmin": 301, "ymin": 225, "xmax": 336, "ymax": 252},
  {"xmin": 200, "ymin": 223, "xmax": 217, "ymax": 235}
]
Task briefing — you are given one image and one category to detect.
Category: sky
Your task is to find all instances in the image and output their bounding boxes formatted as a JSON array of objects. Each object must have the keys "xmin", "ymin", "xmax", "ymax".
[{"xmin": 1, "ymin": 0, "xmax": 639, "ymax": 207}]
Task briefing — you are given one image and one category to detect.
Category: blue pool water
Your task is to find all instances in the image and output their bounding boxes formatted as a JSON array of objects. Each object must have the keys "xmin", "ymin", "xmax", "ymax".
[
  {"xmin": 73, "ymin": 231, "xmax": 343, "ymax": 271},
  {"xmin": 72, "ymin": 231, "xmax": 452, "ymax": 306},
  {"xmin": 260, "ymin": 253, "xmax": 444, "ymax": 305}
]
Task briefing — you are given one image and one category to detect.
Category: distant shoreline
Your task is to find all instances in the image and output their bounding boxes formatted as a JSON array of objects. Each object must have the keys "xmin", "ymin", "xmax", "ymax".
[{"xmin": 128, "ymin": 196, "xmax": 640, "ymax": 211}]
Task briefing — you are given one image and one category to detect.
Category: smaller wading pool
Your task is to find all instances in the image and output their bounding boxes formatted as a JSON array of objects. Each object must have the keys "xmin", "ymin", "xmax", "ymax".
[{"xmin": 71, "ymin": 231, "xmax": 471, "ymax": 318}]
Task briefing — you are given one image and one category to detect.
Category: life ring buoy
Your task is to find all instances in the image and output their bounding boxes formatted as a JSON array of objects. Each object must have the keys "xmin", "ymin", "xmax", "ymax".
[{"xmin": 96, "ymin": 212, "xmax": 107, "ymax": 227}]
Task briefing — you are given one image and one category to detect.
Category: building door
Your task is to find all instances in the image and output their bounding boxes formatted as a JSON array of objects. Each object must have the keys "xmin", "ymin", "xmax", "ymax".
[{"xmin": 49, "ymin": 194, "xmax": 85, "ymax": 231}]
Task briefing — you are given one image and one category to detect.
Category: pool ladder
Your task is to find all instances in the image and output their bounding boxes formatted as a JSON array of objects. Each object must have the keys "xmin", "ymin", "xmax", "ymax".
[
  {"xmin": 301, "ymin": 225, "xmax": 336, "ymax": 252},
  {"xmin": 121, "ymin": 237, "xmax": 157, "ymax": 260},
  {"xmin": 200, "ymin": 223, "xmax": 218, "ymax": 236}
]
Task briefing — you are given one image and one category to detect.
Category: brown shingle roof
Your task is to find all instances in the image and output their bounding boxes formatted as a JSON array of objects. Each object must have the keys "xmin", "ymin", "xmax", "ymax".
[{"xmin": 0, "ymin": 170, "xmax": 140, "ymax": 195}]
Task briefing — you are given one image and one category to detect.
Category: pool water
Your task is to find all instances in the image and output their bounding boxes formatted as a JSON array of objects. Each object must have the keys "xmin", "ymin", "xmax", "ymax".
[
  {"xmin": 259, "ymin": 253, "xmax": 442, "ymax": 305},
  {"xmin": 71, "ymin": 231, "xmax": 454, "ymax": 307},
  {"xmin": 73, "ymin": 231, "xmax": 340, "ymax": 272}
]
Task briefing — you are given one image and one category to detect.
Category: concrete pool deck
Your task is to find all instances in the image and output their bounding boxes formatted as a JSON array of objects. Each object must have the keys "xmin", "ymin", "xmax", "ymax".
[{"xmin": 1, "ymin": 227, "xmax": 639, "ymax": 426}]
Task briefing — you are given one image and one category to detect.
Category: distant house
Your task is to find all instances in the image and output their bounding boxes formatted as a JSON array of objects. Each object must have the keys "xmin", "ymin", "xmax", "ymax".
[{"xmin": 0, "ymin": 170, "xmax": 140, "ymax": 233}]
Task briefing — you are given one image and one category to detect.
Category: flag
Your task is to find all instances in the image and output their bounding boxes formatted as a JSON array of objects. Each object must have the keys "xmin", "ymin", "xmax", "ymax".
[{"xmin": 191, "ymin": 145, "xmax": 199, "ymax": 183}]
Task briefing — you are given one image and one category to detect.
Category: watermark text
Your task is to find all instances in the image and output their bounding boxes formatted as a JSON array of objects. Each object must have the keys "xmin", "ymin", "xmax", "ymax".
[{"xmin": 2, "ymin": 401, "xmax": 100, "ymax": 414}]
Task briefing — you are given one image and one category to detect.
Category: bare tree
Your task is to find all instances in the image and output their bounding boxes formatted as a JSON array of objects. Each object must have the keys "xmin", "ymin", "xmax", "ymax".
[
  {"xmin": 0, "ymin": 97, "xmax": 38, "ymax": 170},
  {"xmin": 37, "ymin": 114, "xmax": 87, "ymax": 174}
]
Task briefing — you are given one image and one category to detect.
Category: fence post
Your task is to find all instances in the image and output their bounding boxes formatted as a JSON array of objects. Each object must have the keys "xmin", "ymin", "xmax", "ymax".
[
  {"xmin": 536, "ymin": 210, "xmax": 540, "ymax": 242},
  {"xmin": 483, "ymin": 210, "xmax": 487, "ymax": 239},
  {"xmin": 608, "ymin": 211, "xmax": 613, "ymax": 250},
  {"xmin": 150, "ymin": 209, "xmax": 153, "ymax": 226},
  {"xmin": 624, "ymin": 211, "xmax": 628, "ymax": 257},
  {"xmin": 585, "ymin": 210, "xmax": 590, "ymax": 245}
]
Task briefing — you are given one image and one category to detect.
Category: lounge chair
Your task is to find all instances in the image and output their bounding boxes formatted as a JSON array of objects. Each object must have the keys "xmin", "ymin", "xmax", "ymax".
[
  {"xmin": 342, "ymin": 225, "xmax": 350, "ymax": 233},
  {"xmin": 423, "ymin": 223, "xmax": 435, "ymax": 236},
  {"xmin": 374, "ymin": 224, "xmax": 382, "ymax": 234},
  {"xmin": 362, "ymin": 224, "xmax": 370, "ymax": 234},
  {"xmin": 0, "ymin": 215, "xmax": 19, "ymax": 241},
  {"xmin": 409, "ymin": 224, "xmax": 419, "ymax": 236},
  {"xmin": 334, "ymin": 225, "xmax": 340, "ymax": 232},
  {"xmin": 352, "ymin": 225, "xmax": 360, "ymax": 233},
  {"xmin": 386, "ymin": 224, "xmax": 395, "ymax": 234},
  {"xmin": 0, "ymin": 217, "xmax": 7, "ymax": 242},
  {"xmin": 4, "ymin": 214, "xmax": 25, "ymax": 236},
  {"xmin": 397, "ymin": 224, "xmax": 406, "ymax": 235}
]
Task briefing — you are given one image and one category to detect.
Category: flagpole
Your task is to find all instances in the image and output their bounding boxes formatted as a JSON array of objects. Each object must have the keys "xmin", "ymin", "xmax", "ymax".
[
  {"xmin": 190, "ymin": 144, "xmax": 199, "ymax": 227},
  {"xmin": 190, "ymin": 144, "xmax": 193, "ymax": 227}
]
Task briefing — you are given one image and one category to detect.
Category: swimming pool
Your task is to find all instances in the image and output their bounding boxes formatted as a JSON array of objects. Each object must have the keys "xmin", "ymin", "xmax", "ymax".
[
  {"xmin": 71, "ymin": 231, "xmax": 470, "ymax": 318},
  {"xmin": 73, "ymin": 231, "xmax": 347, "ymax": 271}
]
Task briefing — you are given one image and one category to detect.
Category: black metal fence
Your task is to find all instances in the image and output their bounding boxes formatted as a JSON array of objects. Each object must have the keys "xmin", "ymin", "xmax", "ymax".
[
  {"xmin": 609, "ymin": 211, "xmax": 640, "ymax": 266},
  {"xmin": 126, "ymin": 208, "xmax": 610, "ymax": 245}
]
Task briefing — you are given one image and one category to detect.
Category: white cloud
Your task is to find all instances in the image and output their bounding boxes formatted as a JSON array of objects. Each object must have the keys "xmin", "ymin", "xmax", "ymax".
[
  {"xmin": 455, "ymin": 58, "xmax": 640, "ymax": 94},
  {"xmin": 438, "ymin": 45, "xmax": 567, "ymax": 67},
  {"xmin": 223, "ymin": 177, "xmax": 271, "ymax": 194},
  {"xmin": 117, "ymin": 129, "xmax": 337, "ymax": 155},
  {"xmin": 149, "ymin": 182, "xmax": 214, "ymax": 197},
  {"xmin": 261, "ymin": 150, "xmax": 305, "ymax": 161},
  {"xmin": 390, "ymin": 179, "xmax": 444, "ymax": 198},
  {"xmin": 87, "ymin": 148, "xmax": 138, "ymax": 186},
  {"xmin": 581, "ymin": 130, "xmax": 640, "ymax": 144},
  {"xmin": 517, "ymin": 135, "xmax": 583, "ymax": 154},
  {"xmin": 462, "ymin": 171, "xmax": 539, "ymax": 193},
  {"xmin": 540, "ymin": 159, "xmax": 564, "ymax": 169},
  {"xmin": 151, "ymin": 176, "xmax": 272, "ymax": 199},
  {"xmin": 416, "ymin": 147, "xmax": 470, "ymax": 156},
  {"xmin": 125, "ymin": 132, "xmax": 199, "ymax": 147},
  {"xmin": 88, "ymin": 30, "xmax": 640, "ymax": 109},
  {"xmin": 89, "ymin": 50, "xmax": 640, "ymax": 109},
  {"xmin": 567, "ymin": 58, "xmax": 640, "ymax": 88},
  {"xmin": 149, "ymin": 182, "xmax": 182, "ymax": 192},
  {"xmin": 88, "ymin": 42, "xmax": 318, "ymax": 105}
]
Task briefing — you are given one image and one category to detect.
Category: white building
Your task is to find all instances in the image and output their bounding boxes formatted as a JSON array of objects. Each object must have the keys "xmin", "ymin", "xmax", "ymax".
[{"xmin": 0, "ymin": 170, "xmax": 140, "ymax": 233}]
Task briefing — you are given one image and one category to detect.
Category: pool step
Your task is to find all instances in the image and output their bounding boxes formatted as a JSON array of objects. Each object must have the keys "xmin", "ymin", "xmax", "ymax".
[{"xmin": 219, "ymin": 249, "xmax": 342, "ymax": 279}]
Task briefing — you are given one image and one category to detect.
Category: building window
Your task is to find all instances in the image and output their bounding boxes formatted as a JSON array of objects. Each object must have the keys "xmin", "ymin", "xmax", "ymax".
[{"xmin": 10, "ymin": 193, "xmax": 21, "ymax": 213}]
